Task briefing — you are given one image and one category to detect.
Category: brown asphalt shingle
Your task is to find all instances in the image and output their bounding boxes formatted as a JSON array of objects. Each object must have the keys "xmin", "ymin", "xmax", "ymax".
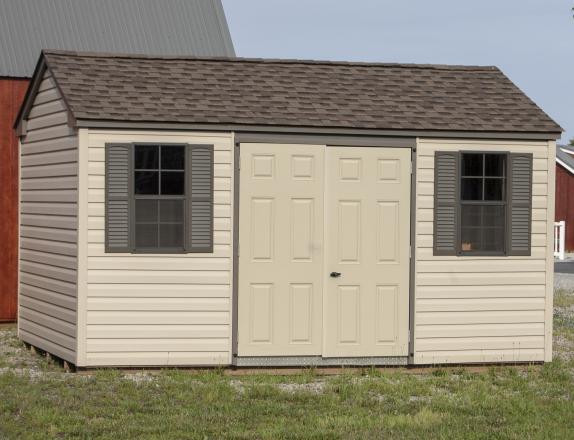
[{"xmin": 43, "ymin": 50, "xmax": 562, "ymax": 134}]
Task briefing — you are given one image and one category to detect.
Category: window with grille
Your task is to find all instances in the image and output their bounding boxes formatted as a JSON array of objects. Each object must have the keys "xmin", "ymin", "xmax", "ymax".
[{"xmin": 459, "ymin": 153, "xmax": 507, "ymax": 254}]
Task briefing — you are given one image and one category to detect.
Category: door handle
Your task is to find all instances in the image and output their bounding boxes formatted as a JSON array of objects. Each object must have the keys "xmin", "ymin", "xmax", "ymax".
[{"xmin": 330, "ymin": 272, "xmax": 341, "ymax": 278}]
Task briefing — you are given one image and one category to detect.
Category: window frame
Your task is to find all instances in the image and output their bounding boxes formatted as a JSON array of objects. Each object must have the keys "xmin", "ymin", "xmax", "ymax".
[
  {"xmin": 457, "ymin": 151, "xmax": 510, "ymax": 257},
  {"xmin": 130, "ymin": 143, "xmax": 188, "ymax": 254}
]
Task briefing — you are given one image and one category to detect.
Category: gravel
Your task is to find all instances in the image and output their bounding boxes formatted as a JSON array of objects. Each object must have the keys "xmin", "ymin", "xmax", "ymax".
[{"xmin": 555, "ymin": 273, "xmax": 574, "ymax": 291}]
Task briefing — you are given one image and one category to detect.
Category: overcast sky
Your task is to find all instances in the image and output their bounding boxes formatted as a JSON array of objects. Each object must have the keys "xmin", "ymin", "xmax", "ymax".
[{"xmin": 222, "ymin": 0, "xmax": 574, "ymax": 143}]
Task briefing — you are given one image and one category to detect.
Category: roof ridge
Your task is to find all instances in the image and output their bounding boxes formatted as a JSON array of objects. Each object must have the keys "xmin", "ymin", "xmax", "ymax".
[{"xmin": 42, "ymin": 49, "xmax": 499, "ymax": 72}]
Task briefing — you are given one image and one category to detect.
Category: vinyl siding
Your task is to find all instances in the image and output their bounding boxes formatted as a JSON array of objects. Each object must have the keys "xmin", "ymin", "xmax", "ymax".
[
  {"xmin": 79, "ymin": 130, "xmax": 233, "ymax": 367},
  {"xmin": 413, "ymin": 138, "xmax": 554, "ymax": 364},
  {"xmin": 19, "ymin": 70, "xmax": 78, "ymax": 364}
]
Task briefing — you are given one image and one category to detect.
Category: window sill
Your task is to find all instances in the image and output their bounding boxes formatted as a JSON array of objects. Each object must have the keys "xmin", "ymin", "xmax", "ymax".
[
  {"xmin": 457, "ymin": 251, "xmax": 507, "ymax": 257},
  {"xmin": 131, "ymin": 248, "xmax": 187, "ymax": 254}
]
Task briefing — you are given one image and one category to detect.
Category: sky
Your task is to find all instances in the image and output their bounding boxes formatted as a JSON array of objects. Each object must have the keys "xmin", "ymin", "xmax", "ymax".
[{"xmin": 222, "ymin": 0, "xmax": 574, "ymax": 143}]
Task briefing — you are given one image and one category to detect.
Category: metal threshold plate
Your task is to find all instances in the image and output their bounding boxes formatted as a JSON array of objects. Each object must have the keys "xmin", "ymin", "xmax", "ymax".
[{"xmin": 233, "ymin": 356, "xmax": 407, "ymax": 367}]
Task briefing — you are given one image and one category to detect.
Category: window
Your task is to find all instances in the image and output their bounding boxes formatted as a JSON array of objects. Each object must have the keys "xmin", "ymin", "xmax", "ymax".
[
  {"xmin": 460, "ymin": 153, "xmax": 507, "ymax": 254},
  {"xmin": 105, "ymin": 142, "xmax": 214, "ymax": 254},
  {"xmin": 134, "ymin": 145, "xmax": 186, "ymax": 251},
  {"xmin": 433, "ymin": 150, "xmax": 532, "ymax": 257}
]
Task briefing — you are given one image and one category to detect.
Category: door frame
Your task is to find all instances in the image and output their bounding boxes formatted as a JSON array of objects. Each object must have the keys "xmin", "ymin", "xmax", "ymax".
[{"xmin": 231, "ymin": 136, "xmax": 416, "ymax": 364}]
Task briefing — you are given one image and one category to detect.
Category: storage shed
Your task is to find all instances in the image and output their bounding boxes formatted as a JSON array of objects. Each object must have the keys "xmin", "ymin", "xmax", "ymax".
[{"xmin": 15, "ymin": 50, "xmax": 562, "ymax": 367}]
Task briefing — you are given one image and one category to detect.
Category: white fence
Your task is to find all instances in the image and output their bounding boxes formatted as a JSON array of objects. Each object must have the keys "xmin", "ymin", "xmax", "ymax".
[{"xmin": 554, "ymin": 221, "xmax": 566, "ymax": 260}]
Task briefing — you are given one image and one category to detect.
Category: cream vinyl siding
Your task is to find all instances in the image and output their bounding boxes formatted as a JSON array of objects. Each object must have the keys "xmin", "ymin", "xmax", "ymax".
[
  {"xmin": 413, "ymin": 138, "xmax": 554, "ymax": 364},
  {"xmin": 19, "ymin": 70, "xmax": 78, "ymax": 364},
  {"xmin": 78, "ymin": 130, "xmax": 233, "ymax": 367}
]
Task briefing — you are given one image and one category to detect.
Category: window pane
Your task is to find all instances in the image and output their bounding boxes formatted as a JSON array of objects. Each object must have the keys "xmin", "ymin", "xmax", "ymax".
[
  {"xmin": 135, "ymin": 223, "xmax": 158, "ymax": 248},
  {"xmin": 160, "ymin": 200, "xmax": 184, "ymax": 223},
  {"xmin": 485, "ymin": 154, "xmax": 505, "ymax": 177},
  {"xmin": 462, "ymin": 154, "xmax": 482, "ymax": 176},
  {"xmin": 135, "ymin": 145, "xmax": 159, "ymax": 169},
  {"xmin": 135, "ymin": 200, "xmax": 158, "ymax": 223},
  {"xmin": 161, "ymin": 146, "xmax": 185, "ymax": 170},
  {"xmin": 135, "ymin": 171, "xmax": 159, "ymax": 194},
  {"xmin": 161, "ymin": 171, "xmax": 185, "ymax": 195},
  {"xmin": 460, "ymin": 227, "xmax": 481, "ymax": 252},
  {"xmin": 160, "ymin": 224, "xmax": 184, "ymax": 248},
  {"xmin": 461, "ymin": 178, "xmax": 483, "ymax": 200},
  {"xmin": 483, "ymin": 205, "xmax": 505, "ymax": 228},
  {"xmin": 461, "ymin": 205, "xmax": 505, "ymax": 252},
  {"xmin": 484, "ymin": 178, "xmax": 504, "ymax": 201},
  {"xmin": 483, "ymin": 228, "xmax": 505, "ymax": 252},
  {"xmin": 461, "ymin": 205, "xmax": 481, "ymax": 227}
]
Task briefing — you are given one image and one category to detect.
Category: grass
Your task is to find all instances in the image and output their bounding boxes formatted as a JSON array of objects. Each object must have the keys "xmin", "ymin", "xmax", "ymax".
[{"xmin": 1, "ymin": 291, "xmax": 574, "ymax": 439}]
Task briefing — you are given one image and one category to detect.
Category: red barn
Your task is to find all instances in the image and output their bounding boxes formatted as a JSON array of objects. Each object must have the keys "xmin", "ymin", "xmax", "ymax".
[
  {"xmin": 0, "ymin": 79, "xmax": 29, "ymax": 321},
  {"xmin": 555, "ymin": 145, "xmax": 574, "ymax": 251},
  {"xmin": 0, "ymin": 0, "xmax": 235, "ymax": 322}
]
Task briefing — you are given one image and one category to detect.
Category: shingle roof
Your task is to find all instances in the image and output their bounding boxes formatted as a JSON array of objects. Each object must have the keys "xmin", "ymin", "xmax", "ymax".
[
  {"xmin": 0, "ymin": 0, "xmax": 234, "ymax": 77},
  {"xmin": 42, "ymin": 50, "xmax": 562, "ymax": 134}
]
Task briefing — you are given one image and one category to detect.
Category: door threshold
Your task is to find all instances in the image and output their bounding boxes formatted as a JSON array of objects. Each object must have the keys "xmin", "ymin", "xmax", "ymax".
[{"xmin": 233, "ymin": 355, "xmax": 407, "ymax": 367}]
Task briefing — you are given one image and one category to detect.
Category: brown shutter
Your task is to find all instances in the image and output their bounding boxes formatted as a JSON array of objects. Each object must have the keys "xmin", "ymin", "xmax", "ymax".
[
  {"xmin": 105, "ymin": 144, "xmax": 132, "ymax": 252},
  {"xmin": 507, "ymin": 153, "xmax": 533, "ymax": 256},
  {"xmin": 186, "ymin": 144, "xmax": 214, "ymax": 253},
  {"xmin": 433, "ymin": 151, "xmax": 459, "ymax": 255}
]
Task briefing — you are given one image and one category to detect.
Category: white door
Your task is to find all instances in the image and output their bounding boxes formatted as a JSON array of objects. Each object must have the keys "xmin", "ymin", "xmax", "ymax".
[
  {"xmin": 237, "ymin": 143, "xmax": 324, "ymax": 356},
  {"xmin": 323, "ymin": 147, "xmax": 411, "ymax": 357},
  {"xmin": 238, "ymin": 143, "xmax": 411, "ymax": 359}
]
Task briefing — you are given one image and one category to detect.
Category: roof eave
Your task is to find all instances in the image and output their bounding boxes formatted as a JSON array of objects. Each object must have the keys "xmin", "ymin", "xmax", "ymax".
[
  {"xmin": 74, "ymin": 119, "xmax": 563, "ymax": 141},
  {"xmin": 13, "ymin": 53, "xmax": 48, "ymax": 134}
]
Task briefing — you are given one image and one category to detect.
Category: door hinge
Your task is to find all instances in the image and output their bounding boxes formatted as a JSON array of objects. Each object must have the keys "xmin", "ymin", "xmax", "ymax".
[
  {"xmin": 408, "ymin": 329, "xmax": 411, "ymax": 343},
  {"xmin": 409, "ymin": 245, "xmax": 412, "ymax": 259}
]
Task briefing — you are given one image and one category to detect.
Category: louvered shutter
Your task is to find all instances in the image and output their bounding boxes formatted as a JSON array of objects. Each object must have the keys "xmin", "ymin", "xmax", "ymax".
[
  {"xmin": 507, "ymin": 153, "xmax": 533, "ymax": 256},
  {"xmin": 186, "ymin": 145, "xmax": 214, "ymax": 253},
  {"xmin": 433, "ymin": 151, "xmax": 459, "ymax": 255},
  {"xmin": 105, "ymin": 144, "xmax": 132, "ymax": 252}
]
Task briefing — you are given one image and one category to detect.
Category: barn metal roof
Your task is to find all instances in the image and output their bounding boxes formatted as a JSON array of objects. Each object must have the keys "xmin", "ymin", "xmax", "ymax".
[
  {"xmin": 557, "ymin": 145, "xmax": 574, "ymax": 174},
  {"xmin": 0, "ymin": 0, "xmax": 235, "ymax": 78},
  {"xmin": 29, "ymin": 50, "xmax": 562, "ymax": 135}
]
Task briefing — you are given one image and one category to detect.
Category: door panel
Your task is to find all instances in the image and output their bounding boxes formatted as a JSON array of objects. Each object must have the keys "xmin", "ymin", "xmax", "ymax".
[
  {"xmin": 250, "ymin": 284, "xmax": 273, "ymax": 343},
  {"xmin": 324, "ymin": 147, "xmax": 411, "ymax": 357},
  {"xmin": 250, "ymin": 198, "xmax": 274, "ymax": 260},
  {"xmin": 338, "ymin": 285, "xmax": 361, "ymax": 343},
  {"xmin": 238, "ymin": 144, "xmax": 324, "ymax": 356}
]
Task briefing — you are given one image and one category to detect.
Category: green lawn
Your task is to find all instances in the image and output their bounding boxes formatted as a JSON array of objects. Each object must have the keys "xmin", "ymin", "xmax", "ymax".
[{"xmin": 1, "ymin": 291, "xmax": 574, "ymax": 439}]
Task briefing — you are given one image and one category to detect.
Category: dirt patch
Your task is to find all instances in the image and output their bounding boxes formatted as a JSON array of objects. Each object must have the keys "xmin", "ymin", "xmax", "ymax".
[
  {"xmin": 0, "ymin": 326, "xmax": 46, "ymax": 371},
  {"xmin": 555, "ymin": 305, "xmax": 574, "ymax": 323},
  {"xmin": 277, "ymin": 380, "xmax": 326, "ymax": 394},
  {"xmin": 229, "ymin": 379, "xmax": 245, "ymax": 394},
  {"xmin": 123, "ymin": 372, "xmax": 158, "ymax": 384},
  {"xmin": 554, "ymin": 334, "xmax": 574, "ymax": 361},
  {"xmin": 554, "ymin": 274, "xmax": 574, "ymax": 291}
]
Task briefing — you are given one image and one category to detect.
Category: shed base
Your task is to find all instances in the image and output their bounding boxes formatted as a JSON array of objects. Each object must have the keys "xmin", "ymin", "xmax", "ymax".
[{"xmin": 233, "ymin": 356, "xmax": 408, "ymax": 367}]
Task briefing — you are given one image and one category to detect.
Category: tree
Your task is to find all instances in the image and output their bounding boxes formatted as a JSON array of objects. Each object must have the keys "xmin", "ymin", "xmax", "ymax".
[{"xmin": 570, "ymin": 138, "xmax": 574, "ymax": 147}]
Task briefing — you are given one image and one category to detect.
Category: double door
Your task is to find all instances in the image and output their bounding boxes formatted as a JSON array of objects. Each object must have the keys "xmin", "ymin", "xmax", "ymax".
[{"xmin": 238, "ymin": 143, "xmax": 411, "ymax": 358}]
